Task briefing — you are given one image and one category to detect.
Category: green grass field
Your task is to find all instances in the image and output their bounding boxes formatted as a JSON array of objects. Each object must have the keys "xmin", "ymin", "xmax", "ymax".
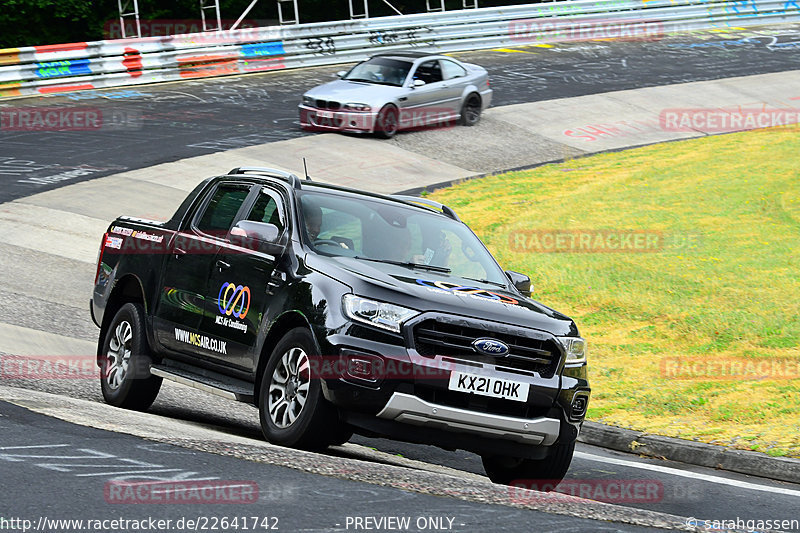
[{"xmin": 428, "ymin": 126, "xmax": 800, "ymax": 457}]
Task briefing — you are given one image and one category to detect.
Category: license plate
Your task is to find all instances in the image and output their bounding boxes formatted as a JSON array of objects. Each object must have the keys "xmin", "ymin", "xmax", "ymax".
[
  {"xmin": 448, "ymin": 371, "xmax": 529, "ymax": 402},
  {"xmin": 316, "ymin": 110, "xmax": 334, "ymax": 119}
]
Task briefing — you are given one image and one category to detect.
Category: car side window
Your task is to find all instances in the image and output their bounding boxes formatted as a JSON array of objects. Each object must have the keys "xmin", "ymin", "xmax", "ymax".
[
  {"xmin": 245, "ymin": 190, "xmax": 285, "ymax": 232},
  {"xmin": 413, "ymin": 61, "xmax": 443, "ymax": 84},
  {"xmin": 440, "ymin": 60, "xmax": 467, "ymax": 80},
  {"xmin": 194, "ymin": 184, "xmax": 251, "ymax": 236}
]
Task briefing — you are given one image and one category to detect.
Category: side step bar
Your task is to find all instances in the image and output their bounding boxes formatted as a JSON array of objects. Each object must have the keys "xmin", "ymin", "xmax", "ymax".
[{"xmin": 150, "ymin": 363, "xmax": 255, "ymax": 403}]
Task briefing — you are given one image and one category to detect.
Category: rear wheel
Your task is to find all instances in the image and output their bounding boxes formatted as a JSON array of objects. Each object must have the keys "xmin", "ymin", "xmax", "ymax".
[
  {"xmin": 460, "ymin": 93, "xmax": 482, "ymax": 126},
  {"xmin": 100, "ymin": 303, "xmax": 162, "ymax": 411},
  {"xmin": 481, "ymin": 440, "xmax": 575, "ymax": 489},
  {"xmin": 375, "ymin": 105, "xmax": 399, "ymax": 139},
  {"xmin": 259, "ymin": 328, "xmax": 349, "ymax": 449}
]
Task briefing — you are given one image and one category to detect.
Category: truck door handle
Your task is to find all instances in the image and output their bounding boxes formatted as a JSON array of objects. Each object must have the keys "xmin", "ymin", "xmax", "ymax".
[{"xmin": 216, "ymin": 260, "xmax": 231, "ymax": 271}]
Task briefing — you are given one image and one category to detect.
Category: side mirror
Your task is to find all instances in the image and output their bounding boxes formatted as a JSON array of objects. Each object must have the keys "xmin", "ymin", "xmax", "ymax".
[
  {"xmin": 230, "ymin": 221, "xmax": 287, "ymax": 256},
  {"xmin": 412, "ymin": 79, "xmax": 426, "ymax": 88},
  {"xmin": 505, "ymin": 270, "xmax": 532, "ymax": 297},
  {"xmin": 336, "ymin": 71, "xmax": 347, "ymax": 78}
]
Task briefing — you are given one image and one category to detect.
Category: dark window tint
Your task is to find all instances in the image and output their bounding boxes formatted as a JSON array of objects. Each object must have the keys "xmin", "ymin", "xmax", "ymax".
[
  {"xmin": 414, "ymin": 61, "xmax": 443, "ymax": 84},
  {"xmin": 196, "ymin": 185, "xmax": 250, "ymax": 234},
  {"xmin": 246, "ymin": 191, "xmax": 284, "ymax": 231}
]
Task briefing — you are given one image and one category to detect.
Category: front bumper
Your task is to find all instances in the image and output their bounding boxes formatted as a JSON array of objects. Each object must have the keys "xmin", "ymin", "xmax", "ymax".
[
  {"xmin": 298, "ymin": 105, "xmax": 378, "ymax": 133},
  {"xmin": 317, "ymin": 318, "xmax": 589, "ymax": 456},
  {"xmin": 377, "ymin": 392, "xmax": 560, "ymax": 446}
]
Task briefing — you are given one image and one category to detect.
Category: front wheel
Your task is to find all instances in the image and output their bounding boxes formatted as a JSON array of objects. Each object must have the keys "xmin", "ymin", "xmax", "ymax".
[
  {"xmin": 375, "ymin": 105, "xmax": 399, "ymax": 139},
  {"xmin": 460, "ymin": 93, "xmax": 482, "ymax": 126},
  {"xmin": 481, "ymin": 440, "xmax": 575, "ymax": 489},
  {"xmin": 100, "ymin": 303, "xmax": 162, "ymax": 410},
  {"xmin": 258, "ymin": 328, "xmax": 348, "ymax": 449}
]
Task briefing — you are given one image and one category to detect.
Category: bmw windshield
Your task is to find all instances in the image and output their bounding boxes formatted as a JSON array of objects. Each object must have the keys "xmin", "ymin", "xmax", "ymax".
[
  {"xmin": 298, "ymin": 190, "xmax": 509, "ymax": 287},
  {"xmin": 342, "ymin": 58, "xmax": 412, "ymax": 87}
]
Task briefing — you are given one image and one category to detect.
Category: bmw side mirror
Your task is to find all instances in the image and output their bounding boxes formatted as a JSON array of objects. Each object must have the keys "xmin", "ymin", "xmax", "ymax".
[
  {"xmin": 412, "ymin": 79, "xmax": 426, "ymax": 88},
  {"xmin": 336, "ymin": 71, "xmax": 347, "ymax": 78},
  {"xmin": 230, "ymin": 221, "xmax": 288, "ymax": 256},
  {"xmin": 505, "ymin": 270, "xmax": 532, "ymax": 297}
]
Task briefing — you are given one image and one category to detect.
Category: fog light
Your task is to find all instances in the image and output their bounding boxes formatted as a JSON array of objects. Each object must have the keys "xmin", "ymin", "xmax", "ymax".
[
  {"xmin": 348, "ymin": 358, "xmax": 373, "ymax": 379},
  {"xmin": 571, "ymin": 394, "xmax": 589, "ymax": 420},
  {"xmin": 341, "ymin": 349, "xmax": 384, "ymax": 384}
]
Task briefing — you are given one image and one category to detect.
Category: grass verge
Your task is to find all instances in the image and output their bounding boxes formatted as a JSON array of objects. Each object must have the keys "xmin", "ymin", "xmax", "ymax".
[{"xmin": 428, "ymin": 126, "xmax": 800, "ymax": 458}]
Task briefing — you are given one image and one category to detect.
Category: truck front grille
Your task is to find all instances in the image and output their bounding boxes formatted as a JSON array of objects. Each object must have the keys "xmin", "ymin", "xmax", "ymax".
[{"xmin": 412, "ymin": 319, "xmax": 562, "ymax": 378}]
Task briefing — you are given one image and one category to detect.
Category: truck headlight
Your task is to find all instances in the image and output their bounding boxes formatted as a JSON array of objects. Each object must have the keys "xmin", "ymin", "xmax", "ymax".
[
  {"xmin": 342, "ymin": 295, "xmax": 418, "ymax": 333},
  {"xmin": 558, "ymin": 337, "xmax": 587, "ymax": 364}
]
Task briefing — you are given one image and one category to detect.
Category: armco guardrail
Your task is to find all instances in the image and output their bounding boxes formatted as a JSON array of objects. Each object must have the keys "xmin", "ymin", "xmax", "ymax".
[{"xmin": 1, "ymin": 0, "xmax": 799, "ymax": 98}]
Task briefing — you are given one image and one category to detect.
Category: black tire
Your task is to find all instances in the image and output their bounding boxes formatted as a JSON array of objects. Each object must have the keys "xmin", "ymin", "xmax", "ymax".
[
  {"xmin": 258, "ymin": 327, "xmax": 346, "ymax": 449},
  {"xmin": 481, "ymin": 440, "xmax": 576, "ymax": 489},
  {"xmin": 100, "ymin": 303, "xmax": 162, "ymax": 411},
  {"xmin": 460, "ymin": 93, "xmax": 482, "ymax": 126},
  {"xmin": 375, "ymin": 105, "xmax": 399, "ymax": 139}
]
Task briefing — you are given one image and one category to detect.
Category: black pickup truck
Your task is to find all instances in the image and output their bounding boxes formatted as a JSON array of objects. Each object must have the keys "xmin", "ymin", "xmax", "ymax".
[{"xmin": 91, "ymin": 167, "xmax": 590, "ymax": 486}]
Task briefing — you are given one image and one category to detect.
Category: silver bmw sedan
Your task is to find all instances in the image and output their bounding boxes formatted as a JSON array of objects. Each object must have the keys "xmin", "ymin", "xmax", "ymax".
[{"xmin": 299, "ymin": 51, "xmax": 493, "ymax": 138}]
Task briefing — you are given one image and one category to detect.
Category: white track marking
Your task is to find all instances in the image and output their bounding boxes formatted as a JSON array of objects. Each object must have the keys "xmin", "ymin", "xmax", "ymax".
[{"xmin": 574, "ymin": 451, "xmax": 800, "ymax": 498}]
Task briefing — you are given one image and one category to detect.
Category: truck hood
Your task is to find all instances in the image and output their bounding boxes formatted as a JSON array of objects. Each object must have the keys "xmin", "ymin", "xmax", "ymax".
[{"xmin": 306, "ymin": 254, "xmax": 578, "ymax": 336}]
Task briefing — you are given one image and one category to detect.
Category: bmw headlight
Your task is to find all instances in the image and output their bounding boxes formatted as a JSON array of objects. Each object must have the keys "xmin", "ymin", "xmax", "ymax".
[
  {"xmin": 342, "ymin": 295, "xmax": 418, "ymax": 333},
  {"xmin": 343, "ymin": 103, "xmax": 371, "ymax": 112},
  {"xmin": 558, "ymin": 337, "xmax": 587, "ymax": 364},
  {"xmin": 302, "ymin": 95, "xmax": 315, "ymax": 106}
]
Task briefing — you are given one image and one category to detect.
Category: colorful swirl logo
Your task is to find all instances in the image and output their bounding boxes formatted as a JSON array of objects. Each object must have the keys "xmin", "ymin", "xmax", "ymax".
[
  {"xmin": 218, "ymin": 283, "xmax": 251, "ymax": 319},
  {"xmin": 416, "ymin": 279, "xmax": 519, "ymax": 305}
]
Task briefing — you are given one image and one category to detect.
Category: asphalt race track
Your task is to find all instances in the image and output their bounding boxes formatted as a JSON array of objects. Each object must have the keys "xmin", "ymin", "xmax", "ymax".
[
  {"xmin": 2, "ymin": 25, "xmax": 800, "ymax": 203},
  {"xmin": 2, "ymin": 23, "xmax": 800, "ymax": 532}
]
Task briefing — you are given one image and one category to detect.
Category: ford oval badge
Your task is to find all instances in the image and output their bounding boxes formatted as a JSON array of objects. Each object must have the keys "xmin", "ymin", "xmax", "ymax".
[{"xmin": 472, "ymin": 338, "xmax": 510, "ymax": 357}]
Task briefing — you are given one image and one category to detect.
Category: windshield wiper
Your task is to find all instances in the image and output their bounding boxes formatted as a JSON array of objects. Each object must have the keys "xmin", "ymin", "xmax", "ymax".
[
  {"xmin": 462, "ymin": 276, "xmax": 507, "ymax": 288},
  {"xmin": 354, "ymin": 256, "xmax": 451, "ymax": 273}
]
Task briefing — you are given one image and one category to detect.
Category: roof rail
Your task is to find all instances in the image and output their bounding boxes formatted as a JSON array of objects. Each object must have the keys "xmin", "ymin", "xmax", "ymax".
[
  {"xmin": 228, "ymin": 167, "xmax": 303, "ymax": 189},
  {"xmin": 391, "ymin": 195, "xmax": 460, "ymax": 222}
]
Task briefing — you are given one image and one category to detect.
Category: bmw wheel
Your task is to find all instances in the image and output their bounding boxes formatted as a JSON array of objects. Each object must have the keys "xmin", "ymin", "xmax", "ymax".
[
  {"xmin": 460, "ymin": 93, "xmax": 482, "ymax": 126},
  {"xmin": 375, "ymin": 105, "xmax": 399, "ymax": 139}
]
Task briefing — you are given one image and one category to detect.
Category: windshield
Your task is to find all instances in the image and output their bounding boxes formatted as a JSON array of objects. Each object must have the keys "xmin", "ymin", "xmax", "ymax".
[
  {"xmin": 298, "ymin": 190, "xmax": 509, "ymax": 287},
  {"xmin": 342, "ymin": 58, "xmax": 412, "ymax": 87}
]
